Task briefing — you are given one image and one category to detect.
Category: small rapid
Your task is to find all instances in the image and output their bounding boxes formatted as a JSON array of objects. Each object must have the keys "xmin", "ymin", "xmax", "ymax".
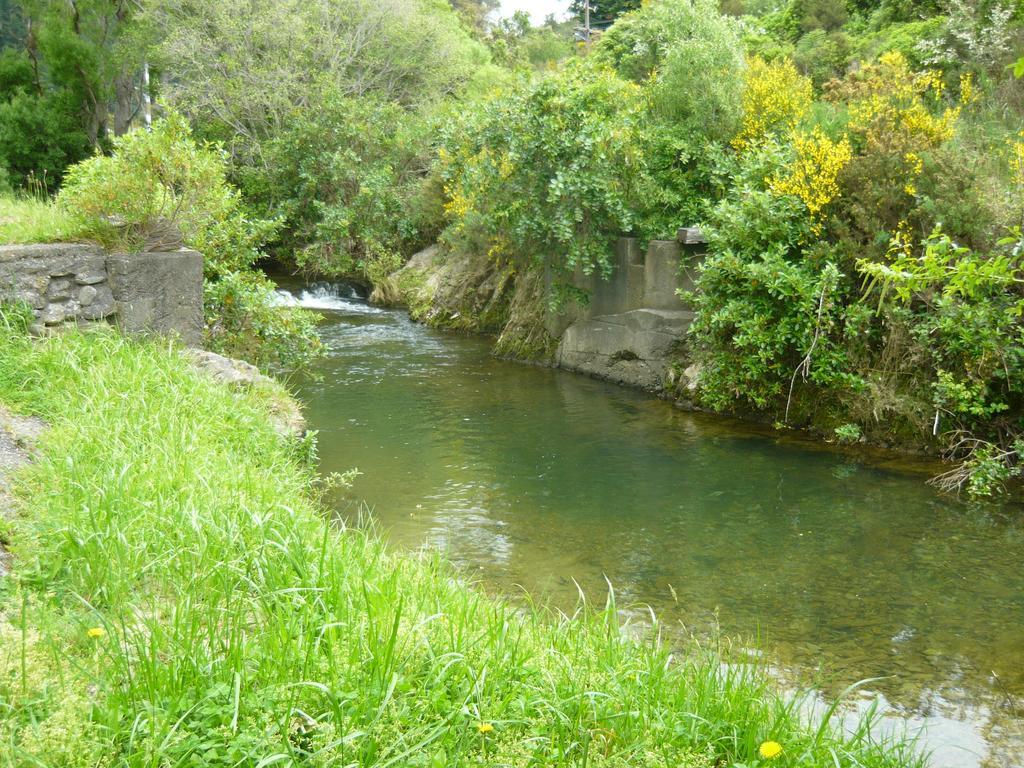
[{"xmin": 274, "ymin": 281, "xmax": 385, "ymax": 314}]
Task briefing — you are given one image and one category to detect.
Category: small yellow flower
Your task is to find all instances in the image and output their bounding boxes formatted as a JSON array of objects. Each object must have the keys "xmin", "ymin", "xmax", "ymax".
[
  {"xmin": 759, "ymin": 740, "xmax": 783, "ymax": 759},
  {"xmin": 476, "ymin": 722, "xmax": 494, "ymax": 734},
  {"xmin": 87, "ymin": 626, "xmax": 105, "ymax": 639}
]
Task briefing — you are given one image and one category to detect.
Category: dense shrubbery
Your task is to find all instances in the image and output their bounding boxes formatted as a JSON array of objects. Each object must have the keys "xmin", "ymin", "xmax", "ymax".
[
  {"xmin": 434, "ymin": 0, "xmax": 746, "ymax": 292},
  {"xmin": 149, "ymin": 0, "xmax": 489, "ymax": 283},
  {"xmin": 676, "ymin": 13, "xmax": 1024, "ymax": 496},
  {"xmin": 688, "ymin": 140, "xmax": 857, "ymax": 413},
  {"xmin": 51, "ymin": 116, "xmax": 323, "ymax": 370},
  {"xmin": 437, "ymin": 63, "xmax": 647, "ymax": 285},
  {"xmin": 250, "ymin": 96, "xmax": 435, "ymax": 279},
  {"xmin": 415, "ymin": 0, "xmax": 1024, "ymax": 494},
  {"xmin": 0, "ymin": 51, "xmax": 91, "ymax": 190},
  {"xmin": 2, "ymin": 0, "xmax": 1024, "ymax": 493}
]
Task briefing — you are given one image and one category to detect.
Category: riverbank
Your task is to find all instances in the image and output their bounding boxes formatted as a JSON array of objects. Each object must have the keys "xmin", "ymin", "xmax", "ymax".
[
  {"xmin": 0, "ymin": 320, "xmax": 922, "ymax": 767},
  {"xmin": 362, "ymin": 251, "xmax": 969, "ymax": 488}
]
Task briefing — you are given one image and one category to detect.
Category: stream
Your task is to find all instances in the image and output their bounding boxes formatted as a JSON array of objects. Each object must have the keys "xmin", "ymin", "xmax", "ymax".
[{"xmin": 279, "ymin": 279, "xmax": 1024, "ymax": 768}]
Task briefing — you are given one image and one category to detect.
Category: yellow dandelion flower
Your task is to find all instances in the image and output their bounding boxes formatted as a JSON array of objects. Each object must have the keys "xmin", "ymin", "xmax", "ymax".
[
  {"xmin": 476, "ymin": 722, "xmax": 494, "ymax": 734},
  {"xmin": 87, "ymin": 626, "xmax": 105, "ymax": 639},
  {"xmin": 759, "ymin": 740, "xmax": 783, "ymax": 759}
]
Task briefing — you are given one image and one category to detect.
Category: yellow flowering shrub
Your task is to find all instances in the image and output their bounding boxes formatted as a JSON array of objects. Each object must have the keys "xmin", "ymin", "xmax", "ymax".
[
  {"xmin": 903, "ymin": 151, "xmax": 923, "ymax": 195},
  {"xmin": 1011, "ymin": 131, "xmax": 1024, "ymax": 189},
  {"xmin": 832, "ymin": 51, "xmax": 960, "ymax": 150},
  {"xmin": 959, "ymin": 72, "xmax": 977, "ymax": 106},
  {"xmin": 769, "ymin": 127, "xmax": 853, "ymax": 228},
  {"xmin": 439, "ymin": 146, "xmax": 488, "ymax": 231},
  {"xmin": 732, "ymin": 57, "xmax": 812, "ymax": 151}
]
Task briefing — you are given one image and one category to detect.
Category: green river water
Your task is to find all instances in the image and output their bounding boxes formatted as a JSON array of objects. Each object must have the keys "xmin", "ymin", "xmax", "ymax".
[{"xmin": 279, "ymin": 280, "xmax": 1024, "ymax": 768}]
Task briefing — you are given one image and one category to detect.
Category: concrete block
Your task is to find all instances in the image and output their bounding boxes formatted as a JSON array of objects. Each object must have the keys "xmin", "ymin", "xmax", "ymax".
[
  {"xmin": 555, "ymin": 308, "xmax": 693, "ymax": 391},
  {"xmin": 106, "ymin": 250, "xmax": 203, "ymax": 346},
  {"xmin": 643, "ymin": 240, "xmax": 683, "ymax": 310}
]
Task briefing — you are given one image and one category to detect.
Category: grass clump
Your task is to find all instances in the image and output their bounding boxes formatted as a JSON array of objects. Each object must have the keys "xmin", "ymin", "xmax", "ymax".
[
  {"xmin": 0, "ymin": 325, "xmax": 922, "ymax": 767},
  {"xmin": 0, "ymin": 195, "xmax": 79, "ymax": 245}
]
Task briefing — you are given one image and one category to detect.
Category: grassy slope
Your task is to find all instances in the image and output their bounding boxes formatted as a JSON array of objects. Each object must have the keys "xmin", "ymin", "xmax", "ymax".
[
  {"xmin": 0, "ymin": 196, "xmax": 78, "ymax": 245},
  {"xmin": 0, "ymin": 324, "xmax": 922, "ymax": 768}
]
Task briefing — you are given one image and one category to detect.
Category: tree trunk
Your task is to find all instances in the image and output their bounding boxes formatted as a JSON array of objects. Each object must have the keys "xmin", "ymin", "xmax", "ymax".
[{"xmin": 114, "ymin": 70, "xmax": 135, "ymax": 136}]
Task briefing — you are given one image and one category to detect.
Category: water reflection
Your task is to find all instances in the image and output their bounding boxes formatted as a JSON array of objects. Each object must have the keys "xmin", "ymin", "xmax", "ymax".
[{"xmin": 280, "ymin": 281, "xmax": 1024, "ymax": 768}]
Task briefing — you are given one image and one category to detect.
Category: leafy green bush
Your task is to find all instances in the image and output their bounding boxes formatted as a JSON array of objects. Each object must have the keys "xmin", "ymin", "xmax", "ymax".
[
  {"xmin": 56, "ymin": 115, "xmax": 321, "ymax": 370},
  {"xmin": 58, "ymin": 113, "xmax": 276, "ymax": 275},
  {"xmin": 249, "ymin": 96, "xmax": 433, "ymax": 279},
  {"xmin": 792, "ymin": 30, "xmax": 850, "ymax": 87},
  {"xmin": 204, "ymin": 271, "xmax": 323, "ymax": 371},
  {"xmin": 593, "ymin": 0, "xmax": 745, "ymax": 141},
  {"xmin": 859, "ymin": 227, "xmax": 1024, "ymax": 439},
  {"xmin": 688, "ymin": 142, "xmax": 858, "ymax": 414},
  {"xmin": 434, "ymin": 0, "xmax": 748, "ymax": 291},
  {"xmin": 834, "ymin": 423, "xmax": 862, "ymax": 442},
  {"xmin": 437, "ymin": 62, "xmax": 647, "ymax": 281},
  {"xmin": 0, "ymin": 50, "xmax": 91, "ymax": 190},
  {"xmin": 591, "ymin": 0, "xmax": 747, "ymax": 237}
]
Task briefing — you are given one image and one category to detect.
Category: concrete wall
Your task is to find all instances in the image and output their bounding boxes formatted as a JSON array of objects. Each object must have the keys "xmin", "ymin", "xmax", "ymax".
[
  {"xmin": 548, "ymin": 235, "xmax": 705, "ymax": 392},
  {"xmin": 0, "ymin": 243, "xmax": 204, "ymax": 346},
  {"xmin": 546, "ymin": 237, "xmax": 702, "ymax": 329}
]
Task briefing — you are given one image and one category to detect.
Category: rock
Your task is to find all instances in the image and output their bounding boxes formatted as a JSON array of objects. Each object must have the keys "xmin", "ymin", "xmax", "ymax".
[
  {"xmin": 78, "ymin": 285, "xmax": 98, "ymax": 306},
  {"xmin": 40, "ymin": 303, "xmax": 65, "ymax": 325},
  {"xmin": 0, "ymin": 405, "xmax": 46, "ymax": 579},
  {"xmin": 79, "ymin": 284, "xmax": 115, "ymax": 320},
  {"xmin": 184, "ymin": 350, "xmax": 306, "ymax": 439},
  {"xmin": 186, "ymin": 349, "xmax": 263, "ymax": 386},
  {"xmin": 47, "ymin": 278, "xmax": 72, "ymax": 301},
  {"xmin": 555, "ymin": 308, "xmax": 694, "ymax": 392},
  {"xmin": 14, "ymin": 289, "xmax": 45, "ymax": 310},
  {"xmin": 683, "ymin": 363, "xmax": 703, "ymax": 392},
  {"xmin": 75, "ymin": 271, "xmax": 106, "ymax": 286}
]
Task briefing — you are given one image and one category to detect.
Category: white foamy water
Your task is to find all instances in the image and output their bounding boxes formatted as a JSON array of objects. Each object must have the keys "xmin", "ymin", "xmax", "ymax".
[{"xmin": 273, "ymin": 282, "xmax": 384, "ymax": 314}]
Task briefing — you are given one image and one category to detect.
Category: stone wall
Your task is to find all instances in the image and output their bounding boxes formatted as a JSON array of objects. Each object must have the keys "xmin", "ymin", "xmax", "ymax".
[
  {"xmin": 0, "ymin": 243, "xmax": 204, "ymax": 346},
  {"xmin": 548, "ymin": 235, "xmax": 705, "ymax": 392}
]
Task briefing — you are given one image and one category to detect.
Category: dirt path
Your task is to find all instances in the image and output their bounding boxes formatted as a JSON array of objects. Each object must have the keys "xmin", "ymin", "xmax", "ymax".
[{"xmin": 0, "ymin": 406, "xmax": 44, "ymax": 577}]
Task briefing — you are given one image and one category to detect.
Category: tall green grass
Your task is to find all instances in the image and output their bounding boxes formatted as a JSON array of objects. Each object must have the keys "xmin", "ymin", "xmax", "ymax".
[
  {"xmin": 0, "ymin": 325, "xmax": 924, "ymax": 767},
  {"xmin": 0, "ymin": 195, "xmax": 79, "ymax": 245}
]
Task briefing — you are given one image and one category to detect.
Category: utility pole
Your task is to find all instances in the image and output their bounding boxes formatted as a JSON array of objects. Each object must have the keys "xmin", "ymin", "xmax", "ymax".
[
  {"xmin": 142, "ymin": 61, "xmax": 152, "ymax": 130},
  {"xmin": 584, "ymin": 0, "xmax": 591, "ymax": 44}
]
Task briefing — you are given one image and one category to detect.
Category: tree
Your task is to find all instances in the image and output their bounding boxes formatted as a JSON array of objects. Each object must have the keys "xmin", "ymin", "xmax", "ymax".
[
  {"xmin": 448, "ymin": 0, "xmax": 500, "ymax": 33},
  {"xmin": 0, "ymin": 49, "xmax": 91, "ymax": 188},
  {"xmin": 487, "ymin": 10, "xmax": 573, "ymax": 68},
  {"xmin": 0, "ymin": 0, "xmax": 157, "ymax": 189},
  {"xmin": 148, "ymin": 0, "xmax": 488, "ymax": 166},
  {"xmin": 569, "ymin": 0, "xmax": 642, "ymax": 27},
  {"xmin": 18, "ymin": 0, "xmax": 148, "ymax": 145},
  {"xmin": 0, "ymin": 0, "xmax": 27, "ymax": 48}
]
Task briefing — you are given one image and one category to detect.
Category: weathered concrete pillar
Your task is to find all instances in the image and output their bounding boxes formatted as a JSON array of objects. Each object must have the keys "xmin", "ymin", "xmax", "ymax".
[
  {"xmin": 643, "ymin": 240, "xmax": 684, "ymax": 310},
  {"xmin": 106, "ymin": 250, "xmax": 204, "ymax": 346},
  {"xmin": 619, "ymin": 237, "xmax": 646, "ymax": 312}
]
